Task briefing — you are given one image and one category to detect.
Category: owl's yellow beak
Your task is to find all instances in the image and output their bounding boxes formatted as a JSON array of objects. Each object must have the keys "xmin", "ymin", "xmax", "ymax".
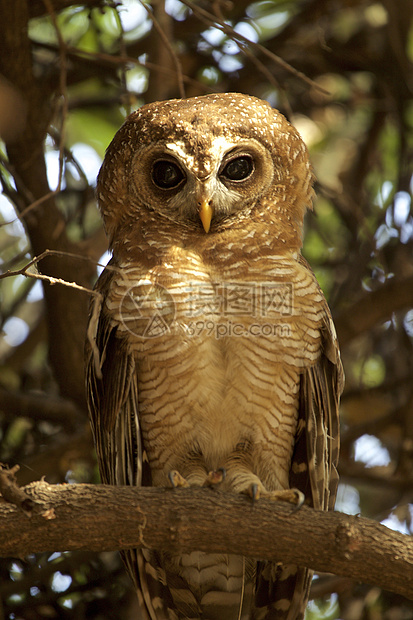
[{"xmin": 199, "ymin": 199, "xmax": 213, "ymax": 233}]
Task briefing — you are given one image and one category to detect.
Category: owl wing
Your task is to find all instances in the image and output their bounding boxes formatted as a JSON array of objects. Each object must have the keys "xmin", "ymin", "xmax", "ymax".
[
  {"xmin": 85, "ymin": 265, "xmax": 143, "ymax": 489},
  {"xmin": 254, "ymin": 258, "xmax": 343, "ymax": 620},
  {"xmin": 85, "ymin": 264, "xmax": 176, "ymax": 620}
]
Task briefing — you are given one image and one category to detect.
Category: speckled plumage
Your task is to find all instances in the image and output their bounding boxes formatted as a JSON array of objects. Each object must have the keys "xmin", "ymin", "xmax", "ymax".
[{"xmin": 86, "ymin": 93, "xmax": 343, "ymax": 620}]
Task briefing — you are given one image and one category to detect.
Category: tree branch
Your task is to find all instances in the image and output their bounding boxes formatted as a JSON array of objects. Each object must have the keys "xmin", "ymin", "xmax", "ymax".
[
  {"xmin": 28, "ymin": 0, "xmax": 104, "ymax": 19},
  {"xmin": 334, "ymin": 275, "xmax": 413, "ymax": 345},
  {"xmin": 0, "ymin": 387, "xmax": 83, "ymax": 430},
  {"xmin": 1, "ymin": 479, "xmax": 412, "ymax": 600}
]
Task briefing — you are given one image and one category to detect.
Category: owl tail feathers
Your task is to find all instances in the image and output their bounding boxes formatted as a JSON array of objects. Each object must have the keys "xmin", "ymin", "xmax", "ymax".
[
  {"xmin": 162, "ymin": 552, "xmax": 255, "ymax": 620},
  {"xmin": 121, "ymin": 549, "xmax": 179, "ymax": 620},
  {"xmin": 253, "ymin": 563, "xmax": 312, "ymax": 620},
  {"xmin": 127, "ymin": 547, "xmax": 258, "ymax": 620}
]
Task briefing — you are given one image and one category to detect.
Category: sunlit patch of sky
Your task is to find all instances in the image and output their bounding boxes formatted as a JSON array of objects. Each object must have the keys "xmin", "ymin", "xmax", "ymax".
[
  {"xmin": 376, "ymin": 180, "xmax": 393, "ymax": 208},
  {"xmin": 0, "ymin": 163, "xmax": 17, "ymax": 191},
  {"xmin": 200, "ymin": 66, "xmax": 221, "ymax": 85},
  {"xmin": 234, "ymin": 21, "xmax": 258, "ymax": 43},
  {"xmin": 375, "ymin": 189, "xmax": 413, "ymax": 248},
  {"xmin": 353, "ymin": 434, "xmax": 391, "ymax": 468},
  {"xmin": 3, "ymin": 317, "xmax": 29, "ymax": 347},
  {"xmin": 11, "ymin": 274, "xmax": 27, "ymax": 296},
  {"xmin": 30, "ymin": 587, "xmax": 40, "ymax": 597},
  {"xmin": 261, "ymin": 89, "xmax": 279, "ymax": 109},
  {"xmin": 222, "ymin": 38, "xmax": 240, "ymax": 55},
  {"xmin": 98, "ymin": 250, "xmax": 112, "ymax": 276},
  {"xmin": 404, "ymin": 309, "xmax": 413, "ymax": 337},
  {"xmin": 202, "ymin": 27, "xmax": 226, "ymax": 47},
  {"xmin": 392, "ymin": 191, "xmax": 413, "ymax": 243},
  {"xmin": 400, "ymin": 220, "xmax": 413, "ymax": 244},
  {"xmin": 335, "ymin": 483, "xmax": 360, "ymax": 515},
  {"xmin": 165, "ymin": 0, "xmax": 189, "ymax": 21},
  {"xmin": 8, "ymin": 595, "xmax": 23, "ymax": 604},
  {"xmin": 51, "ymin": 571, "xmax": 72, "ymax": 593},
  {"xmin": 62, "ymin": 599, "xmax": 73, "ymax": 609},
  {"xmin": 381, "ymin": 508, "xmax": 413, "ymax": 535},
  {"xmin": 46, "ymin": 143, "xmax": 101, "ymax": 188},
  {"xmin": 116, "ymin": 0, "xmax": 151, "ymax": 41},
  {"xmin": 247, "ymin": 6, "xmax": 291, "ymax": 36},
  {"xmin": 210, "ymin": 22, "xmax": 258, "ymax": 57},
  {"xmin": 126, "ymin": 66, "xmax": 148, "ymax": 95},
  {"xmin": 264, "ymin": 10, "xmax": 290, "ymax": 31},
  {"xmin": 117, "ymin": 0, "xmax": 147, "ymax": 31},
  {"xmin": 71, "ymin": 144, "xmax": 101, "ymax": 185},
  {"xmin": 293, "ymin": 115, "xmax": 324, "ymax": 148},
  {"xmin": 218, "ymin": 54, "xmax": 244, "ymax": 73},
  {"xmin": 0, "ymin": 194, "xmax": 26, "ymax": 243},
  {"xmin": 392, "ymin": 191, "xmax": 411, "ymax": 227},
  {"xmin": 375, "ymin": 223, "xmax": 398, "ymax": 249},
  {"xmin": 45, "ymin": 149, "xmax": 63, "ymax": 190},
  {"xmin": 27, "ymin": 280, "xmax": 44, "ymax": 303},
  {"xmin": 307, "ymin": 592, "xmax": 338, "ymax": 617},
  {"xmin": 10, "ymin": 562, "xmax": 23, "ymax": 580}
]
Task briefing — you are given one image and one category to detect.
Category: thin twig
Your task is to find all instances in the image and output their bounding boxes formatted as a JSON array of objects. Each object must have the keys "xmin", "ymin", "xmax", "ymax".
[
  {"xmin": 0, "ymin": 249, "xmax": 101, "ymax": 296},
  {"xmin": 46, "ymin": 44, "xmax": 216, "ymax": 94},
  {"xmin": 112, "ymin": 1, "xmax": 131, "ymax": 114},
  {"xmin": 179, "ymin": 0, "xmax": 328, "ymax": 95},
  {"xmin": 235, "ymin": 42, "xmax": 293, "ymax": 117},
  {"xmin": 140, "ymin": 1, "xmax": 186, "ymax": 98},
  {"xmin": 0, "ymin": 464, "xmax": 34, "ymax": 515},
  {"xmin": 43, "ymin": 0, "xmax": 68, "ymax": 195}
]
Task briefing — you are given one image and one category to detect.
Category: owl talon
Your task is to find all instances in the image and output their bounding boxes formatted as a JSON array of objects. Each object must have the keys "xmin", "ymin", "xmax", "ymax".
[
  {"xmin": 203, "ymin": 468, "xmax": 226, "ymax": 487},
  {"xmin": 168, "ymin": 470, "xmax": 189, "ymax": 488},
  {"xmin": 290, "ymin": 489, "xmax": 305, "ymax": 511},
  {"xmin": 246, "ymin": 485, "xmax": 304, "ymax": 507},
  {"xmin": 249, "ymin": 483, "xmax": 261, "ymax": 502},
  {"xmin": 268, "ymin": 488, "xmax": 305, "ymax": 508}
]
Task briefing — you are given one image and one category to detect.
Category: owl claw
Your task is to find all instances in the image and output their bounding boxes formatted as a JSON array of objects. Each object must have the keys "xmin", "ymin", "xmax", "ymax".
[
  {"xmin": 249, "ymin": 483, "xmax": 261, "ymax": 502},
  {"xmin": 246, "ymin": 484, "xmax": 304, "ymax": 508},
  {"xmin": 203, "ymin": 468, "xmax": 226, "ymax": 487},
  {"xmin": 168, "ymin": 470, "xmax": 189, "ymax": 488},
  {"xmin": 269, "ymin": 488, "xmax": 305, "ymax": 509},
  {"xmin": 290, "ymin": 488, "xmax": 305, "ymax": 512}
]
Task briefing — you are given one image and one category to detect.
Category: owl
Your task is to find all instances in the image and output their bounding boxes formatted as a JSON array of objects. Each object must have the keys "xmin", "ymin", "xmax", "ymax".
[{"xmin": 86, "ymin": 93, "xmax": 343, "ymax": 620}]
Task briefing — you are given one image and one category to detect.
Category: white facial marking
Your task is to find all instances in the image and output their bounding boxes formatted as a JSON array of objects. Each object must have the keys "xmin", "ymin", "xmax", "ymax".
[
  {"xmin": 208, "ymin": 136, "xmax": 238, "ymax": 163},
  {"xmin": 165, "ymin": 140, "xmax": 195, "ymax": 170}
]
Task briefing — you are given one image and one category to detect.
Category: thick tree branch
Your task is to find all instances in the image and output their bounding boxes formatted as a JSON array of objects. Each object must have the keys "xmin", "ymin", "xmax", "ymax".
[
  {"xmin": 29, "ymin": 0, "xmax": 104, "ymax": 18},
  {"xmin": 334, "ymin": 275, "xmax": 413, "ymax": 346},
  {"xmin": 0, "ymin": 0, "xmax": 96, "ymax": 408},
  {"xmin": 0, "ymin": 387, "xmax": 83, "ymax": 430},
  {"xmin": 0, "ymin": 480, "xmax": 412, "ymax": 600}
]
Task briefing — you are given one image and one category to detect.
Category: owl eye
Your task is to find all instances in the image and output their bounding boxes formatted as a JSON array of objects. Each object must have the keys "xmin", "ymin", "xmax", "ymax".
[
  {"xmin": 220, "ymin": 156, "xmax": 254, "ymax": 182},
  {"xmin": 152, "ymin": 160, "xmax": 185, "ymax": 189}
]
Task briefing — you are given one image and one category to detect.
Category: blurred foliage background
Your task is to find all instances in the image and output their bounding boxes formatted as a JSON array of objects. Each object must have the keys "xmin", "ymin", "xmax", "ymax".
[{"xmin": 0, "ymin": 0, "xmax": 412, "ymax": 618}]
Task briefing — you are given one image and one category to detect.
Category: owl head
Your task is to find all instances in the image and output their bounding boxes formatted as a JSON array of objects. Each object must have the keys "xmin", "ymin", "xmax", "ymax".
[{"xmin": 97, "ymin": 93, "xmax": 314, "ymax": 248}]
